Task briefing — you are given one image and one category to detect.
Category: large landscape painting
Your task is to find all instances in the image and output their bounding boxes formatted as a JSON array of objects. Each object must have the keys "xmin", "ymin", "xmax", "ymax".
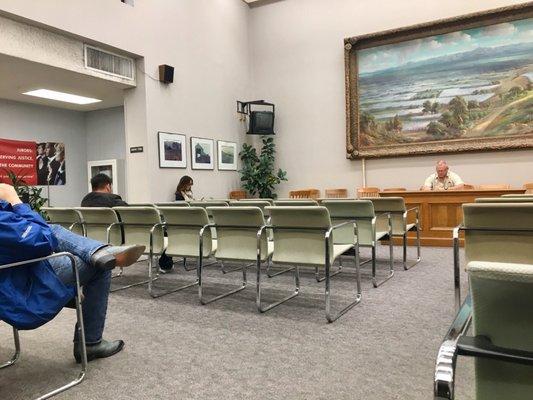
[{"xmin": 345, "ymin": 4, "xmax": 533, "ymax": 158}]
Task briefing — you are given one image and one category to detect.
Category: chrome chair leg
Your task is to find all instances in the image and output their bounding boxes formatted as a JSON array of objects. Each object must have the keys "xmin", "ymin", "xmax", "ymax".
[
  {"xmin": 0, "ymin": 327, "xmax": 20, "ymax": 369},
  {"xmin": 257, "ymin": 260, "xmax": 300, "ymax": 313},
  {"xmin": 38, "ymin": 254, "xmax": 88, "ymax": 400},
  {"xmin": 198, "ymin": 257, "xmax": 247, "ymax": 305},
  {"xmin": 371, "ymin": 242, "xmax": 394, "ymax": 288},
  {"xmin": 402, "ymin": 224, "xmax": 422, "ymax": 270},
  {"xmin": 325, "ymin": 243, "xmax": 362, "ymax": 323},
  {"xmin": 149, "ymin": 252, "xmax": 198, "ymax": 299},
  {"xmin": 266, "ymin": 258, "xmax": 294, "ymax": 278},
  {"xmin": 315, "ymin": 258, "xmax": 342, "ymax": 282}
]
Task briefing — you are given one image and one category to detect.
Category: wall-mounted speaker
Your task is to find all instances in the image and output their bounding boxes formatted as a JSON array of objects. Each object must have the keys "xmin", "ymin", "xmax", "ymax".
[{"xmin": 158, "ymin": 64, "xmax": 174, "ymax": 84}]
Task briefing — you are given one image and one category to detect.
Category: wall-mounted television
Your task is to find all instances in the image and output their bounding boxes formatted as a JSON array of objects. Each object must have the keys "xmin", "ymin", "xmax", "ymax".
[{"xmin": 248, "ymin": 111, "xmax": 275, "ymax": 135}]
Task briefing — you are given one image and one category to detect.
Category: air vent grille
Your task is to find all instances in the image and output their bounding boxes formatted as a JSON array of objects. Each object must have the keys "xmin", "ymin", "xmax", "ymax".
[{"xmin": 84, "ymin": 45, "xmax": 135, "ymax": 80}]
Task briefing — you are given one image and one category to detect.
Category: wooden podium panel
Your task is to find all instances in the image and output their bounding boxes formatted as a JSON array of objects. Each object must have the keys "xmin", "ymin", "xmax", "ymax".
[{"xmin": 379, "ymin": 189, "xmax": 526, "ymax": 247}]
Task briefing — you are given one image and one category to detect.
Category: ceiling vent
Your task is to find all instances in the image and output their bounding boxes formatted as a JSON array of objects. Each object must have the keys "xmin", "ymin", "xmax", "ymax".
[{"xmin": 84, "ymin": 45, "xmax": 135, "ymax": 80}]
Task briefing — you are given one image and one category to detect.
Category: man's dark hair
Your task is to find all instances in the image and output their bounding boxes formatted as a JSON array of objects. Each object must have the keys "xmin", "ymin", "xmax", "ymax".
[{"xmin": 91, "ymin": 173, "xmax": 112, "ymax": 191}]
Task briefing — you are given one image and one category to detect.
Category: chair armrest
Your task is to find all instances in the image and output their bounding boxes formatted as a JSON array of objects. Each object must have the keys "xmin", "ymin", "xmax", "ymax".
[
  {"xmin": 434, "ymin": 294, "xmax": 472, "ymax": 400},
  {"xmin": 457, "ymin": 335, "xmax": 533, "ymax": 367}
]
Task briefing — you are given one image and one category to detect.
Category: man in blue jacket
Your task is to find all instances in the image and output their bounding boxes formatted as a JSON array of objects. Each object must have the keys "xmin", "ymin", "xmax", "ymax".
[{"xmin": 0, "ymin": 183, "xmax": 144, "ymax": 362}]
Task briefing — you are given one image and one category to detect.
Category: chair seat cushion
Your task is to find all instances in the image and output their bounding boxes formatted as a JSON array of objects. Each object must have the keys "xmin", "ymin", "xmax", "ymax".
[{"xmin": 333, "ymin": 244, "xmax": 353, "ymax": 259}]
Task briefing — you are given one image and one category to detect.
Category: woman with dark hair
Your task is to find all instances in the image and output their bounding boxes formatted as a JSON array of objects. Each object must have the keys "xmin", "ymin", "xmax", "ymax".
[{"xmin": 175, "ymin": 175, "xmax": 194, "ymax": 201}]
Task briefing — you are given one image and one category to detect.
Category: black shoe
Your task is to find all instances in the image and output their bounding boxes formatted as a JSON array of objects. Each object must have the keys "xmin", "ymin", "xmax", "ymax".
[
  {"xmin": 74, "ymin": 339, "xmax": 125, "ymax": 363},
  {"xmin": 90, "ymin": 245, "xmax": 146, "ymax": 270}
]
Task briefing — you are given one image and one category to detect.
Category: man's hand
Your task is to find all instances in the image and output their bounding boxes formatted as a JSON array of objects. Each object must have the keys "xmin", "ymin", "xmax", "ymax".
[{"xmin": 0, "ymin": 183, "xmax": 22, "ymax": 205}]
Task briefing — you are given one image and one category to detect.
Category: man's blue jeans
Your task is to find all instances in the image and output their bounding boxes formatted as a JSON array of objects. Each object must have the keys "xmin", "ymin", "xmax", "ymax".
[{"xmin": 48, "ymin": 225, "xmax": 111, "ymax": 345}]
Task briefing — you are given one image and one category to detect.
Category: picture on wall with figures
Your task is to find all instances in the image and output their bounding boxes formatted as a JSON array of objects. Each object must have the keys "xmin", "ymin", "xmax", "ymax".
[
  {"xmin": 36, "ymin": 142, "xmax": 66, "ymax": 185},
  {"xmin": 191, "ymin": 137, "xmax": 214, "ymax": 170},
  {"xmin": 217, "ymin": 140, "xmax": 237, "ymax": 170},
  {"xmin": 345, "ymin": 4, "xmax": 533, "ymax": 158},
  {"xmin": 158, "ymin": 132, "xmax": 187, "ymax": 168}
]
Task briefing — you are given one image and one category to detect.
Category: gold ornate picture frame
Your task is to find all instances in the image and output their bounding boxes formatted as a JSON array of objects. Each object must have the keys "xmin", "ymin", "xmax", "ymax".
[{"xmin": 345, "ymin": 2, "xmax": 533, "ymax": 159}]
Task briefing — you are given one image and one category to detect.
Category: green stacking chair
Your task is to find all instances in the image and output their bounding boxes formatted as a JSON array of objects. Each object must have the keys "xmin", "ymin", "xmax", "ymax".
[
  {"xmin": 205, "ymin": 206, "xmax": 273, "ymax": 305},
  {"xmin": 112, "ymin": 206, "xmax": 166, "ymax": 297},
  {"xmin": 365, "ymin": 197, "xmax": 421, "ymax": 270},
  {"xmin": 264, "ymin": 206, "xmax": 361, "ymax": 322},
  {"xmin": 76, "ymin": 207, "xmax": 122, "ymax": 245},
  {"xmin": 322, "ymin": 200, "xmax": 393, "ymax": 287},
  {"xmin": 436, "ymin": 203, "xmax": 533, "ymax": 400},
  {"xmin": 42, "ymin": 207, "xmax": 84, "ymax": 236},
  {"xmin": 189, "ymin": 201, "xmax": 228, "ymax": 241},
  {"xmin": 273, "ymin": 199, "xmax": 318, "ymax": 206},
  {"xmin": 156, "ymin": 207, "xmax": 218, "ymax": 295},
  {"xmin": 155, "ymin": 201, "xmax": 190, "ymax": 207}
]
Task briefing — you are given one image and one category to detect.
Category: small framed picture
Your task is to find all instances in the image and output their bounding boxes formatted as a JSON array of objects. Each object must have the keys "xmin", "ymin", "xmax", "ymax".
[
  {"xmin": 190, "ymin": 137, "xmax": 214, "ymax": 170},
  {"xmin": 158, "ymin": 132, "xmax": 186, "ymax": 168},
  {"xmin": 217, "ymin": 140, "xmax": 238, "ymax": 171}
]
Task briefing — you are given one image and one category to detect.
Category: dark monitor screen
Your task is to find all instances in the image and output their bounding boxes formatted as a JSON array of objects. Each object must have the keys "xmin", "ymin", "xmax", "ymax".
[{"xmin": 248, "ymin": 111, "xmax": 275, "ymax": 135}]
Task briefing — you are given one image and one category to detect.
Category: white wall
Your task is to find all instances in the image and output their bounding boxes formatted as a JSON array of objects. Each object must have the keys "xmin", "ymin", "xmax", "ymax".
[
  {"xmin": 0, "ymin": 0, "xmax": 252, "ymax": 202},
  {"xmin": 0, "ymin": 99, "xmax": 87, "ymax": 206},
  {"xmin": 85, "ymin": 107, "xmax": 126, "ymax": 162},
  {"xmin": 249, "ymin": 0, "xmax": 533, "ymax": 196}
]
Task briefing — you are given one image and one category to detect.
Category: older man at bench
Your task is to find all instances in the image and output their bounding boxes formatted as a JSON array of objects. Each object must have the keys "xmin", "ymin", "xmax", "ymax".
[{"xmin": 0, "ymin": 183, "xmax": 144, "ymax": 362}]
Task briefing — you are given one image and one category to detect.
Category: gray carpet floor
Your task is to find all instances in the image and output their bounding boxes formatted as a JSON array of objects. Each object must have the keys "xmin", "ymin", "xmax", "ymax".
[{"xmin": 0, "ymin": 246, "xmax": 474, "ymax": 400}]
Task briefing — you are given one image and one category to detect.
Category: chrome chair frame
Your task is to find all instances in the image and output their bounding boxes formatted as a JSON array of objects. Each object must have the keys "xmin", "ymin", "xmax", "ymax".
[
  {"xmin": 452, "ymin": 224, "xmax": 533, "ymax": 311},
  {"xmin": 393, "ymin": 207, "xmax": 421, "ymax": 270},
  {"xmin": 0, "ymin": 252, "xmax": 87, "ymax": 400},
  {"xmin": 198, "ymin": 223, "xmax": 247, "ymax": 305},
  {"xmin": 434, "ymin": 293, "xmax": 533, "ymax": 399},
  {"xmin": 331, "ymin": 212, "xmax": 393, "ymax": 288},
  {"xmin": 106, "ymin": 221, "xmax": 192, "ymax": 298},
  {"xmin": 434, "ymin": 294, "xmax": 472, "ymax": 400},
  {"xmin": 257, "ymin": 221, "xmax": 362, "ymax": 323}
]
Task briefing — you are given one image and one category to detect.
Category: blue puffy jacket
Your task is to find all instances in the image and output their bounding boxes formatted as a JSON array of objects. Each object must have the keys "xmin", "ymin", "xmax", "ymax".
[{"xmin": 0, "ymin": 201, "xmax": 74, "ymax": 330}]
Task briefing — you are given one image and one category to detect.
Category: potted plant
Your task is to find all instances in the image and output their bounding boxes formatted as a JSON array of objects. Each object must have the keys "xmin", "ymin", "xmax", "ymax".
[
  {"xmin": 4, "ymin": 169, "xmax": 48, "ymax": 216},
  {"xmin": 239, "ymin": 137, "xmax": 287, "ymax": 199}
]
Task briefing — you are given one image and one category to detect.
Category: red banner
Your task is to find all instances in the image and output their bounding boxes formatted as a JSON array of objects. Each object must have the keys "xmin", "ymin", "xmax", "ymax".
[{"xmin": 0, "ymin": 138, "xmax": 37, "ymax": 185}]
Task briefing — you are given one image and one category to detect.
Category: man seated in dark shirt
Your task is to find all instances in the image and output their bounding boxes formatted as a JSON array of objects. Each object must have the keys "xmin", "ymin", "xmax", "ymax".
[{"xmin": 81, "ymin": 174, "xmax": 128, "ymax": 207}]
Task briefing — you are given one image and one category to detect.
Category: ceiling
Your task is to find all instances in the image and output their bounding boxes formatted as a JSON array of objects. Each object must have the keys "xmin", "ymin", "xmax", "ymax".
[{"xmin": 0, "ymin": 53, "xmax": 129, "ymax": 112}]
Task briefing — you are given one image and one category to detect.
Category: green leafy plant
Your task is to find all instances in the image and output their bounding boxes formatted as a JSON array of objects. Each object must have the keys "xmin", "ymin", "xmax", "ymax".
[
  {"xmin": 4, "ymin": 169, "xmax": 48, "ymax": 216},
  {"xmin": 239, "ymin": 137, "xmax": 287, "ymax": 199}
]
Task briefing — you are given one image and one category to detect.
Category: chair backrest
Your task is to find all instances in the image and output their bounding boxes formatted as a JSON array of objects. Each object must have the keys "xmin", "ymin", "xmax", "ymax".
[
  {"xmin": 42, "ymin": 207, "xmax": 84, "ymax": 235},
  {"xmin": 382, "ymin": 187, "xmax": 406, "ymax": 192},
  {"xmin": 127, "ymin": 203, "xmax": 156, "ymax": 207},
  {"xmin": 156, "ymin": 207, "xmax": 212, "ymax": 257},
  {"xmin": 467, "ymin": 261, "xmax": 533, "ymax": 400},
  {"xmin": 229, "ymin": 190, "xmax": 247, "ymax": 200},
  {"xmin": 267, "ymin": 206, "xmax": 333, "ymax": 266},
  {"xmin": 155, "ymin": 201, "xmax": 190, "ymax": 207},
  {"xmin": 477, "ymin": 184, "xmax": 511, "ymax": 190},
  {"xmin": 524, "ymin": 183, "xmax": 533, "ymax": 194},
  {"xmin": 321, "ymin": 200, "xmax": 374, "ymax": 246},
  {"xmin": 273, "ymin": 199, "xmax": 318, "ymax": 207},
  {"xmin": 475, "ymin": 197, "xmax": 533, "ymax": 204},
  {"xmin": 357, "ymin": 187, "xmax": 380, "ymax": 198},
  {"xmin": 365, "ymin": 197, "xmax": 407, "ymax": 235},
  {"xmin": 209, "ymin": 207, "xmax": 269, "ymax": 261},
  {"xmin": 463, "ymin": 203, "xmax": 533, "ymax": 265},
  {"xmin": 501, "ymin": 194, "xmax": 533, "ymax": 198},
  {"xmin": 308, "ymin": 189, "xmax": 321, "ymax": 199},
  {"xmin": 289, "ymin": 189, "xmax": 312, "ymax": 199},
  {"xmin": 463, "ymin": 184, "xmax": 475, "ymax": 190},
  {"xmin": 231, "ymin": 200, "xmax": 272, "ymax": 215},
  {"xmin": 113, "ymin": 207, "xmax": 165, "ymax": 253},
  {"xmin": 76, "ymin": 207, "xmax": 122, "ymax": 245},
  {"xmin": 325, "ymin": 188, "xmax": 348, "ymax": 198}
]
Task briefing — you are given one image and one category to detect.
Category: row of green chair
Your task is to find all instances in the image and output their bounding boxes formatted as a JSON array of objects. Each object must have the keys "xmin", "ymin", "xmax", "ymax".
[{"xmin": 435, "ymin": 197, "xmax": 533, "ymax": 400}]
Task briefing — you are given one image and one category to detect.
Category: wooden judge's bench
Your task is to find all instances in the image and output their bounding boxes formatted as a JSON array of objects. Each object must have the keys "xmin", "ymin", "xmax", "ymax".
[{"xmin": 379, "ymin": 189, "xmax": 526, "ymax": 247}]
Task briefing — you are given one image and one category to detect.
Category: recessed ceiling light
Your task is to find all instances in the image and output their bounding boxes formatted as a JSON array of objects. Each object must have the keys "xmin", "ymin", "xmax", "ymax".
[{"xmin": 22, "ymin": 89, "xmax": 102, "ymax": 105}]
